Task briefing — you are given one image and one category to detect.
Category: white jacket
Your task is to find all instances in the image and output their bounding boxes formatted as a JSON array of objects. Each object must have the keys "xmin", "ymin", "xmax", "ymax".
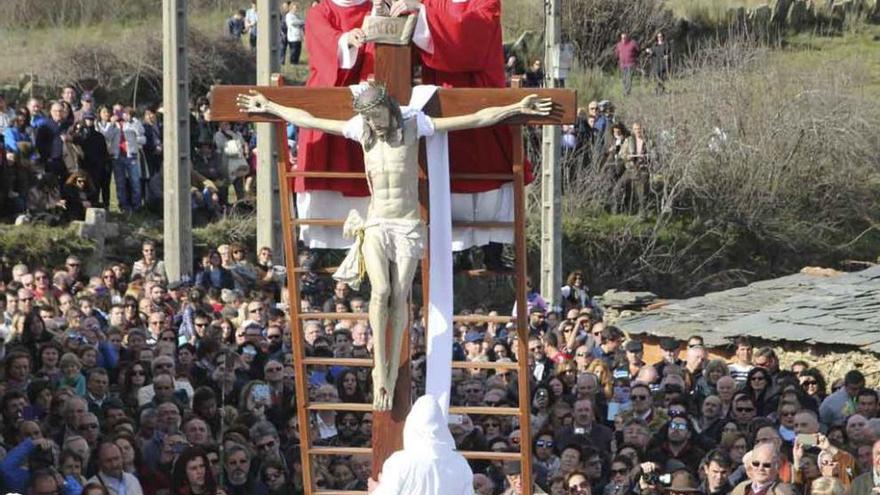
[
  {"xmin": 98, "ymin": 119, "xmax": 145, "ymax": 159},
  {"xmin": 286, "ymin": 12, "xmax": 305, "ymax": 42},
  {"xmin": 87, "ymin": 472, "xmax": 144, "ymax": 495},
  {"xmin": 372, "ymin": 395, "xmax": 475, "ymax": 495}
]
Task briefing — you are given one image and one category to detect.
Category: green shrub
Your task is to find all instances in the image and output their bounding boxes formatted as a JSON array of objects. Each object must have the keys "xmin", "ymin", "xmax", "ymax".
[
  {"xmin": 0, "ymin": 224, "xmax": 94, "ymax": 269},
  {"xmin": 193, "ymin": 212, "xmax": 256, "ymax": 256}
]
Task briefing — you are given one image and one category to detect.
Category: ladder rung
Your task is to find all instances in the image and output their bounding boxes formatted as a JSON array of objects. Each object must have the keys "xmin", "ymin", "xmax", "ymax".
[
  {"xmin": 451, "ymin": 361, "xmax": 519, "ymax": 370},
  {"xmin": 460, "ymin": 450, "xmax": 522, "ymax": 461},
  {"xmin": 309, "ymin": 446, "xmax": 371, "ymax": 456},
  {"xmin": 303, "ymin": 357, "xmax": 371, "ymax": 367},
  {"xmin": 297, "ymin": 312, "xmax": 513, "ymax": 323},
  {"xmin": 454, "ymin": 314, "xmax": 514, "ymax": 324},
  {"xmin": 309, "ymin": 402, "xmax": 371, "ymax": 412},
  {"xmin": 287, "ymin": 171, "xmax": 366, "ymax": 179},
  {"xmin": 309, "ymin": 446, "xmax": 521, "ymax": 462},
  {"xmin": 301, "ymin": 357, "xmax": 519, "ymax": 371},
  {"xmin": 307, "ymin": 403, "xmax": 519, "ymax": 415},
  {"xmin": 293, "ymin": 219, "xmax": 346, "ymax": 226},
  {"xmin": 311, "ymin": 449, "xmax": 521, "ymax": 462},
  {"xmin": 293, "ymin": 219, "xmax": 513, "ymax": 229},
  {"xmin": 293, "ymin": 266, "xmax": 339, "ymax": 274},
  {"xmin": 298, "ymin": 312, "xmax": 369, "ymax": 320},
  {"xmin": 450, "ymin": 406, "xmax": 520, "ymax": 416},
  {"xmin": 284, "ymin": 171, "xmax": 513, "ymax": 181}
]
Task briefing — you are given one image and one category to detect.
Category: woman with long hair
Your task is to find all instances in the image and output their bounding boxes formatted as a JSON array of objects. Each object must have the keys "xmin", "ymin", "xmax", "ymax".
[
  {"xmin": 119, "ymin": 361, "xmax": 151, "ymax": 414},
  {"xmin": 744, "ymin": 367, "xmax": 779, "ymax": 417},
  {"xmin": 61, "ymin": 170, "xmax": 93, "ymax": 221},
  {"xmin": 336, "ymin": 369, "xmax": 365, "ymax": 403},
  {"xmin": 171, "ymin": 446, "xmax": 221, "ymax": 495},
  {"xmin": 800, "ymin": 368, "xmax": 828, "ymax": 409},
  {"xmin": 262, "ymin": 457, "xmax": 295, "ymax": 495},
  {"xmin": 560, "ymin": 270, "xmax": 590, "ymax": 311}
]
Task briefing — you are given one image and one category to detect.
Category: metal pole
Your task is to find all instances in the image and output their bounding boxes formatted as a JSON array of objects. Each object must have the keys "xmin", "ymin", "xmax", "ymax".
[
  {"xmin": 540, "ymin": 0, "xmax": 563, "ymax": 308},
  {"xmin": 256, "ymin": 0, "xmax": 282, "ymax": 259},
  {"xmin": 162, "ymin": 0, "xmax": 192, "ymax": 282}
]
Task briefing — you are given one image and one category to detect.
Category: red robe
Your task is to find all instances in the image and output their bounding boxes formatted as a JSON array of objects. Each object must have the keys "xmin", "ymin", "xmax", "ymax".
[
  {"xmin": 419, "ymin": 0, "xmax": 533, "ymax": 191},
  {"xmin": 297, "ymin": 0, "xmax": 527, "ymax": 196},
  {"xmin": 297, "ymin": 1, "xmax": 373, "ymax": 195}
]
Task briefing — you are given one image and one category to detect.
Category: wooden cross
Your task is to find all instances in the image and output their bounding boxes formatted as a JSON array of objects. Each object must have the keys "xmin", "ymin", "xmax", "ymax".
[{"xmin": 210, "ymin": 42, "xmax": 575, "ymax": 493}]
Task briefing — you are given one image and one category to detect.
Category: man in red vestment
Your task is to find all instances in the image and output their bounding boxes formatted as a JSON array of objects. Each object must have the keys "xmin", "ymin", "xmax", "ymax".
[
  {"xmin": 299, "ymin": 0, "xmax": 373, "ymax": 196},
  {"xmin": 301, "ymin": 0, "xmax": 519, "ymax": 269}
]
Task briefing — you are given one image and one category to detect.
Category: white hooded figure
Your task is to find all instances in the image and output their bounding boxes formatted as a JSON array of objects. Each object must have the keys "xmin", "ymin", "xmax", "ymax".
[{"xmin": 369, "ymin": 394, "xmax": 475, "ymax": 495}]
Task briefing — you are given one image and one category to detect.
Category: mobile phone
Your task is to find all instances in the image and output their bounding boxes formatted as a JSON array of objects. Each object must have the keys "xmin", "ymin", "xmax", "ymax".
[
  {"xmin": 797, "ymin": 433, "xmax": 817, "ymax": 447},
  {"xmin": 574, "ymin": 426, "xmax": 586, "ymax": 435},
  {"xmin": 448, "ymin": 414, "xmax": 464, "ymax": 425},
  {"xmin": 252, "ymin": 384, "xmax": 271, "ymax": 403}
]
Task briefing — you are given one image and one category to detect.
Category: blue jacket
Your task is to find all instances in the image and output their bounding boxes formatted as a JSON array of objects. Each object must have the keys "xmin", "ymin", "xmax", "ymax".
[
  {"xmin": 0, "ymin": 438, "xmax": 82, "ymax": 495},
  {"xmin": 4, "ymin": 126, "xmax": 33, "ymax": 157}
]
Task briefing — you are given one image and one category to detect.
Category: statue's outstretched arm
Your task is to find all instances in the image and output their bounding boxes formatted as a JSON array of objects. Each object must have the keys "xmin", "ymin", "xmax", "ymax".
[
  {"xmin": 432, "ymin": 94, "xmax": 552, "ymax": 133},
  {"xmin": 237, "ymin": 90, "xmax": 347, "ymax": 136}
]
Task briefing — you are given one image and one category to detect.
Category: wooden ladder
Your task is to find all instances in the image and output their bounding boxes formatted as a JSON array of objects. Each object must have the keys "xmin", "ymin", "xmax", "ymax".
[{"xmin": 272, "ymin": 78, "xmax": 536, "ymax": 495}]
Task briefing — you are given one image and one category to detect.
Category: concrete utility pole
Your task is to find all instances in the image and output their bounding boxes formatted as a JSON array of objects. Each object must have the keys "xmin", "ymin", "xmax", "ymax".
[
  {"xmin": 540, "ymin": 0, "xmax": 562, "ymax": 307},
  {"xmin": 162, "ymin": 0, "xmax": 192, "ymax": 282},
  {"xmin": 256, "ymin": 0, "xmax": 283, "ymax": 259}
]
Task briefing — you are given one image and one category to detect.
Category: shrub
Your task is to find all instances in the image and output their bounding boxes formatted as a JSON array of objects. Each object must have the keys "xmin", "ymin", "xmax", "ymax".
[
  {"xmin": 533, "ymin": 40, "xmax": 880, "ymax": 297},
  {"xmin": 0, "ymin": 224, "xmax": 94, "ymax": 270},
  {"xmin": 561, "ymin": 0, "xmax": 677, "ymax": 70},
  {"xmin": 193, "ymin": 212, "xmax": 256, "ymax": 255}
]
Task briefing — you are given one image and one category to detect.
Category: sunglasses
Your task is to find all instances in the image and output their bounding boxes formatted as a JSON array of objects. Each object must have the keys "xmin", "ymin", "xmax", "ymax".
[
  {"xmin": 670, "ymin": 423, "xmax": 688, "ymax": 431},
  {"xmin": 802, "ymin": 380, "xmax": 817, "ymax": 386},
  {"xmin": 536, "ymin": 440, "xmax": 554, "ymax": 448},
  {"xmin": 736, "ymin": 407, "xmax": 755, "ymax": 413},
  {"xmin": 751, "ymin": 461, "xmax": 773, "ymax": 469}
]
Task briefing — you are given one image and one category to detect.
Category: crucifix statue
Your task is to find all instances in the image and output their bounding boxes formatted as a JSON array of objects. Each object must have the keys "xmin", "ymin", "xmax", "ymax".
[
  {"xmin": 208, "ymin": 3, "xmax": 575, "ymax": 486},
  {"xmin": 237, "ymin": 83, "xmax": 551, "ymax": 410}
]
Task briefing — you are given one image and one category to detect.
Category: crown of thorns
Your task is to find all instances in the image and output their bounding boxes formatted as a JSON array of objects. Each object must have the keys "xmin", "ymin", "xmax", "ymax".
[{"xmin": 352, "ymin": 84, "xmax": 389, "ymax": 113}]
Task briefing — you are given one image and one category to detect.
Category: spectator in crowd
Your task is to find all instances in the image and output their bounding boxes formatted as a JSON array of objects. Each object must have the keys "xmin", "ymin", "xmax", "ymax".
[
  {"xmin": 228, "ymin": 9, "xmax": 246, "ymax": 39},
  {"xmin": 72, "ymin": 110, "xmax": 111, "ymax": 207},
  {"xmin": 646, "ymin": 31, "xmax": 672, "ymax": 94},
  {"xmin": 87, "ymin": 440, "xmax": 144, "ymax": 495},
  {"xmin": 615, "ymin": 32, "xmax": 640, "ymax": 96},
  {"xmin": 525, "ymin": 60, "xmax": 544, "ymax": 88},
  {"xmin": 245, "ymin": 1, "xmax": 258, "ymax": 53},
  {"xmin": 283, "ymin": 2, "xmax": 305, "ymax": 65}
]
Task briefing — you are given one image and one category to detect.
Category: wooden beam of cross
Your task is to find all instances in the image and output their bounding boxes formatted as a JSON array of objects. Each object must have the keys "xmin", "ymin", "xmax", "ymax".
[{"xmin": 210, "ymin": 42, "xmax": 575, "ymax": 495}]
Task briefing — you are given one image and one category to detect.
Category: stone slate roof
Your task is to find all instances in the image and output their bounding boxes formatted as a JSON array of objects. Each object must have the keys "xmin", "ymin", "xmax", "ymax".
[{"xmin": 615, "ymin": 266, "xmax": 880, "ymax": 352}]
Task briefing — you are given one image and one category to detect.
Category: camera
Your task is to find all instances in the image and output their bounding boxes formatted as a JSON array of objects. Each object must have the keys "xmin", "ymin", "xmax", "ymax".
[{"xmin": 642, "ymin": 472, "xmax": 672, "ymax": 486}]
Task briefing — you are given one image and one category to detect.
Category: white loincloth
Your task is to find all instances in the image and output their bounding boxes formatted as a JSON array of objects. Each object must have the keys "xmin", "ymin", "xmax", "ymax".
[{"xmin": 333, "ymin": 211, "xmax": 425, "ymax": 290}]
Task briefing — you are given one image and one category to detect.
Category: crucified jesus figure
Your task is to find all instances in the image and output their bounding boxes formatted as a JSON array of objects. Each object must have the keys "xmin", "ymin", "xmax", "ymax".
[{"xmin": 238, "ymin": 83, "xmax": 551, "ymax": 411}]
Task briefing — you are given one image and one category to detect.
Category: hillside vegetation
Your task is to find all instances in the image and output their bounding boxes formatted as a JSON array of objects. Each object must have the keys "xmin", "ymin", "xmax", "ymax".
[{"xmin": 1, "ymin": 0, "xmax": 879, "ymax": 298}]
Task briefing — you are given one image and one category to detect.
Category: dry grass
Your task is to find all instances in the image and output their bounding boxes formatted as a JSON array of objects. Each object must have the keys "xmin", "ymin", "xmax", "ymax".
[{"xmin": 665, "ymin": 0, "xmax": 771, "ymax": 22}]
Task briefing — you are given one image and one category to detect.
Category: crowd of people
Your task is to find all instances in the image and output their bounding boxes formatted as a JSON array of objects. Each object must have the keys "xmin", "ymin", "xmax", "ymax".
[
  {"xmin": 0, "ymin": 230, "xmax": 875, "ymax": 495},
  {"xmin": 0, "ymin": 84, "xmax": 265, "ymax": 225},
  {"xmin": 0, "ymin": 2, "xmax": 873, "ymax": 494}
]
